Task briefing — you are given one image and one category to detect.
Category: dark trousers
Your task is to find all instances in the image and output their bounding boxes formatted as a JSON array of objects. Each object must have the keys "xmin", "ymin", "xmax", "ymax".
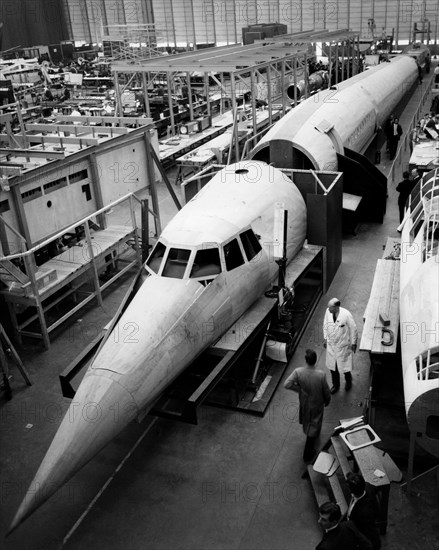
[
  {"xmin": 331, "ymin": 365, "xmax": 352, "ymax": 388},
  {"xmin": 303, "ymin": 436, "xmax": 317, "ymax": 463},
  {"xmin": 389, "ymin": 138, "xmax": 399, "ymax": 159}
]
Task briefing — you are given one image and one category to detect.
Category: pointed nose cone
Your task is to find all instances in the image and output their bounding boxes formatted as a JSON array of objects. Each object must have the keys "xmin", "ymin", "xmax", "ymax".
[{"xmin": 8, "ymin": 373, "xmax": 138, "ymax": 534}]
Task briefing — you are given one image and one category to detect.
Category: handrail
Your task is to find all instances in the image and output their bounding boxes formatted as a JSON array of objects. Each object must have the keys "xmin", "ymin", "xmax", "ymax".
[{"xmin": 0, "ymin": 192, "xmax": 143, "ymax": 262}]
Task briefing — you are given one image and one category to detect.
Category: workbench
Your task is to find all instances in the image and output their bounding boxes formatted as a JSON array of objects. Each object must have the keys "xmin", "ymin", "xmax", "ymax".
[
  {"xmin": 173, "ymin": 108, "xmax": 282, "ymax": 183},
  {"xmin": 158, "ymin": 110, "xmax": 235, "ymax": 168},
  {"xmin": 309, "ymin": 417, "xmax": 402, "ymax": 534},
  {"xmin": 409, "ymin": 140, "xmax": 439, "ymax": 172},
  {"xmin": 359, "ymin": 236, "xmax": 401, "ymax": 426}
]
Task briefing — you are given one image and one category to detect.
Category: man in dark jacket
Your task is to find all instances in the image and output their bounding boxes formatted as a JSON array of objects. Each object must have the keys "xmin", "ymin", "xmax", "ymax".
[
  {"xmin": 396, "ymin": 171, "xmax": 415, "ymax": 222},
  {"xmin": 284, "ymin": 349, "xmax": 331, "ymax": 463},
  {"xmin": 388, "ymin": 117, "xmax": 403, "ymax": 159},
  {"xmin": 346, "ymin": 472, "xmax": 382, "ymax": 549},
  {"xmin": 316, "ymin": 501, "xmax": 373, "ymax": 549},
  {"xmin": 384, "ymin": 115, "xmax": 394, "ymax": 153}
]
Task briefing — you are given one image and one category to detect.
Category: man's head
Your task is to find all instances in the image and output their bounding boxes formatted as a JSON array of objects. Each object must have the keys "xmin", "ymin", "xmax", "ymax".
[
  {"xmin": 305, "ymin": 349, "xmax": 317, "ymax": 366},
  {"xmin": 403, "ymin": 171, "xmax": 410, "ymax": 179},
  {"xmin": 327, "ymin": 298, "xmax": 341, "ymax": 315},
  {"xmin": 318, "ymin": 501, "xmax": 341, "ymax": 530},
  {"xmin": 346, "ymin": 472, "xmax": 366, "ymax": 497}
]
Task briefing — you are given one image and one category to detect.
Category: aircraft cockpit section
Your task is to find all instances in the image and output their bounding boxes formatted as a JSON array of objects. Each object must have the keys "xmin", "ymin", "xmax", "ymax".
[
  {"xmin": 144, "ymin": 227, "xmax": 263, "ymax": 284},
  {"xmin": 144, "ymin": 239, "xmax": 223, "ymax": 284}
]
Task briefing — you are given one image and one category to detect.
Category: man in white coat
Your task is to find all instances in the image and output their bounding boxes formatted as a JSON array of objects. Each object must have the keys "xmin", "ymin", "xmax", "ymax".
[{"xmin": 323, "ymin": 298, "xmax": 358, "ymax": 393}]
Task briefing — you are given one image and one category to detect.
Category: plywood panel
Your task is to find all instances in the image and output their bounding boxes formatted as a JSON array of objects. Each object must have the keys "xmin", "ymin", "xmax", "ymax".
[
  {"xmin": 171, "ymin": 0, "xmax": 193, "ymax": 47},
  {"xmin": 85, "ymin": 0, "xmax": 107, "ymax": 42},
  {"xmin": 193, "ymin": 0, "xmax": 216, "ymax": 46},
  {"xmin": 152, "ymin": 0, "xmax": 173, "ymax": 46},
  {"xmin": 61, "ymin": 0, "xmax": 438, "ymax": 48},
  {"xmin": 66, "ymin": 0, "xmax": 90, "ymax": 42},
  {"xmin": 301, "ymin": 1, "xmax": 316, "ymax": 32}
]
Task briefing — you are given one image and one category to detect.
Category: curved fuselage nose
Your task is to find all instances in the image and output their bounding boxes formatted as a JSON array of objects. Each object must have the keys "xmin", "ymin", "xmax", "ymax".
[{"xmin": 9, "ymin": 255, "xmax": 274, "ymax": 531}]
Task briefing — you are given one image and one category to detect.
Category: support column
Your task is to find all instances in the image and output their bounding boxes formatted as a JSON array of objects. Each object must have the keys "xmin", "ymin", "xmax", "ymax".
[
  {"xmin": 266, "ymin": 64, "xmax": 272, "ymax": 126},
  {"xmin": 142, "ymin": 72, "xmax": 151, "ymax": 118},
  {"xmin": 166, "ymin": 73, "xmax": 175, "ymax": 135},
  {"xmin": 88, "ymin": 152, "xmax": 106, "ymax": 229},
  {"xmin": 141, "ymin": 198, "xmax": 149, "ymax": 263},
  {"xmin": 143, "ymin": 133, "xmax": 161, "ymax": 236},
  {"xmin": 23, "ymin": 254, "xmax": 50, "ymax": 350},
  {"xmin": 84, "ymin": 222, "xmax": 103, "ymax": 308},
  {"xmin": 114, "ymin": 72, "xmax": 122, "ymax": 117}
]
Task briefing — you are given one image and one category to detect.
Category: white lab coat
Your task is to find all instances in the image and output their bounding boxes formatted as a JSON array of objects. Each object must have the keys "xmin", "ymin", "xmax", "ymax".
[{"xmin": 323, "ymin": 307, "xmax": 358, "ymax": 373}]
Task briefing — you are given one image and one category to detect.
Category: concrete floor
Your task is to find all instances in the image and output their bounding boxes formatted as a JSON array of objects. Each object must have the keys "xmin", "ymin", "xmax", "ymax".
[{"xmin": 1, "ymin": 69, "xmax": 439, "ymax": 550}]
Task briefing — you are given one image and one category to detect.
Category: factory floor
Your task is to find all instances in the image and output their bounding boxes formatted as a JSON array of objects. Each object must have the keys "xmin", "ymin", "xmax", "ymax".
[{"xmin": 1, "ymin": 72, "xmax": 439, "ymax": 550}]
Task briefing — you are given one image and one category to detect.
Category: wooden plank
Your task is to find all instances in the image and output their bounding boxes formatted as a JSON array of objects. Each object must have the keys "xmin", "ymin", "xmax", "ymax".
[
  {"xmin": 25, "ymin": 124, "xmax": 128, "ymax": 135},
  {"xmin": 308, "ymin": 465, "xmax": 348, "ymax": 516},
  {"xmin": 360, "ymin": 259, "xmax": 399, "ymax": 354},
  {"xmin": 330, "ymin": 437, "xmax": 353, "ymax": 477},
  {"xmin": 1, "ymin": 134, "xmax": 100, "ymax": 147},
  {"xmin": 0, "ymin": 148, "xmax": 66, "ymax": 159},
  {"xmin": 371, "ymin": 261, "xmax": 392, "ymax": 353},
  {"xmin": 53, "ymin": 115, "xmax": 153, "ymax": 126},
  {"xmin": 308, "ymin": 466, "xmax": 331, "ymax": 505},
  {"xmin": 328, "ymin": 474, "xmax": 348, "ymax": 516},
  {"xmin": 380, "ymin": 451, "xmax": 403, "ymax": 482},
  {"xmin": 351, "ymin": 445, "xmax": 390, "ymax": 488},
  {"xmin": 361, "ymin": 265, "xmax": 382, "ymax": 346},
  {"xmin": 382, "ymin": 236, "xmax": 401, "ymax": 259}
]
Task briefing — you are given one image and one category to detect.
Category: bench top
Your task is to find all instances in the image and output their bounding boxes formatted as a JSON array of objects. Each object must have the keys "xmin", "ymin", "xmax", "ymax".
[{"xmin": 360, "ymin": 258, "xmax": 400, "ymax": 354}]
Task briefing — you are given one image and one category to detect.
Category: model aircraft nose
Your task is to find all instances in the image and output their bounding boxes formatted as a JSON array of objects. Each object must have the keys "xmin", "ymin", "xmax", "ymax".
[{"xmin": 8, "ymin": 374, "xmax": 138, "ymax": 534}]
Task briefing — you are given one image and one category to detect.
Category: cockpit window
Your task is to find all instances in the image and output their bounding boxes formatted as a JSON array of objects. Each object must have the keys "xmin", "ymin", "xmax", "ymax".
[
  {"xmin": 162, "ymin": 248, "xmax": 191, "ymax": 279},
  {"xmin": 240, "ymin": 229, "xmax": 262, "ymax": 261},
  {"xmin": 146, "ymin": 241, "xmax": 166, "ymax": 273},
  {"xmin": 190, "ymin": 248, "xmax": 221, "ymax": 278},
  {"xmin": 224, "ymin": 238, "xmax": 244, "ymax": 271}
]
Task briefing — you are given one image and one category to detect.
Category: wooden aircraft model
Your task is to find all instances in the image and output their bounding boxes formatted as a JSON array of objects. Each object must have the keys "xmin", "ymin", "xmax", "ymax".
[
  {"xmin": 9, "ymin": 160, "xmax": 306, "ymax": 532},
  {"xmin": 399, "ymin": 169, "xmax": 439, "ymax": 458}
]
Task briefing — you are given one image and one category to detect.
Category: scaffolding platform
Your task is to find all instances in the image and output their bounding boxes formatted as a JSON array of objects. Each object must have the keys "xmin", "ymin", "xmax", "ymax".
[{"xmin": 0, "ymin": 191, "xmax": 144, "ymax": 350}]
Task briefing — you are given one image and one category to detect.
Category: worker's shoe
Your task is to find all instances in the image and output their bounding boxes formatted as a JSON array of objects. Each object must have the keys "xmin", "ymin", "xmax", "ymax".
[
  {"xmin": 330, "ymin": 386, "xmax": 339, "ymax": 394},
  {"xmin": 345, "ymin": 380, "xmax": 352, "ymax": 391}
]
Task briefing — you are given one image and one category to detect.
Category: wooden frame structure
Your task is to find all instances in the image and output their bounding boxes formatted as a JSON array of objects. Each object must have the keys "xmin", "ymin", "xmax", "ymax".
[
  {"xmin": 0, "ymin": 114, "xmax": 181, "ymax": 257},
  {"xmin": 0, "ymin": 113, "xmax": 181, "ymax": 349},
  {"xmin": 0, "ymin": 193, "xmax": 144, "ymax": 350},
  {"xmin": 111, "ymin": 29, "xmax": 360, "ymax": 162},
  {"xmin": 112, "ymin": 41, "xmax": 310, "ymax": 163}
]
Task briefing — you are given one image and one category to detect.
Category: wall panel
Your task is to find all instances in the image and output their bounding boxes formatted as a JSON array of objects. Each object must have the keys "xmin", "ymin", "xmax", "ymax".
[
  {"xmin": 193, "ymin": 0, "xmax": 216, "ymax": 45},
  {"xmin": 152, "ymin": 0, "xmax": 174, "ymax": 46},
  {"xmin": 61, "ymin": 0, "xmax": 439, "ymax": 49}
]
